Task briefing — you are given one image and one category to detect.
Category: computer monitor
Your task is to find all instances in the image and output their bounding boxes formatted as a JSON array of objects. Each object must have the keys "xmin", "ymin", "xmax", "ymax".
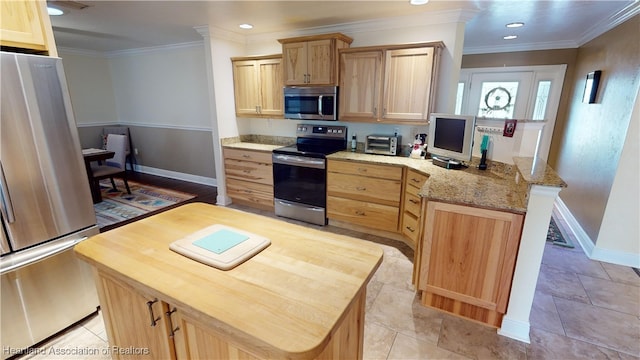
[{"xmin": 427, "ymin": 113, "xmax": 476, "ymax": 163}]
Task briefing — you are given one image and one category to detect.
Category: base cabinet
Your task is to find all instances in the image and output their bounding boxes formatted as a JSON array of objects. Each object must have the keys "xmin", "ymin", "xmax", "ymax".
[
  {"xmin": 97, "ymin": 273, "xmax": 176, "ymax": 359},
  {"xmin": 223, "ymin": 147, "xmax": 274, "ymax": 210},
  {"xmin": 417, "ymin": 201, "xmax": 524, "ymax": 327},
  {"xmin": 327, "ymin": 160, "xmax": 403, "ymax": 233},
  {"xmin": 96, "ymin": 270, "xmax": 366, "ymax": 360}
]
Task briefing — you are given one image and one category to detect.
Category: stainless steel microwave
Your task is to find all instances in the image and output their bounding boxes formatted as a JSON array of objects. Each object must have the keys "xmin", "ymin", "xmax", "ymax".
[
  {"xmin": 365, "ymin": 134, "xmax": 402, "ymax": 156},
  {"xmin": 284, "ymin": 86, "xmax": 338, "ymax": 121}
]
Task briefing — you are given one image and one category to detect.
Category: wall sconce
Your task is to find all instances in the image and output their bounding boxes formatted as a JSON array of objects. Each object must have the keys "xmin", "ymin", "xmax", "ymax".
[{"xmin": 583, "ymin": 70, "xmax": 602, "ymax": 104}]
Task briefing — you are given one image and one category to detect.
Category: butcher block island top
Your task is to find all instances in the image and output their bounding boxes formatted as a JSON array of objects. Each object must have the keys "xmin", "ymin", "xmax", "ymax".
[{"xmin": 74, "ymin": 203, "xmax": 383, "ymax": 359}]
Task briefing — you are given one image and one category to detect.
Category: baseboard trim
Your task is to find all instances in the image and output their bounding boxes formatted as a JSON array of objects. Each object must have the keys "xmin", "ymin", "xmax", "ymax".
[
  {"xmin": 554, "ymin": 198, "xmax": 639, "ymax": 267},
  {"xmin": 498, "ymin": 317, "xmax": 531, "ymax": 344},
  {"xmin": 133, "ymin": 165, "xmax": 217, "ymax": 187},
  {"xmin": 554, "ymin": 197, "xmax": 594, "ymax": 255}
]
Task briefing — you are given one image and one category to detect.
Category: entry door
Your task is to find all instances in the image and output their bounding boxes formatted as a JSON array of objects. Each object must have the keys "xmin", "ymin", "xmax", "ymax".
[{"xmin": 458, "ymin": 65, "xmax": 567, "ymax": 162}]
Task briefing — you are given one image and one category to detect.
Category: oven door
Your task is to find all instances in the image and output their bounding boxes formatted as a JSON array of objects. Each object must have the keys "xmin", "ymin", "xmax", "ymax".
[
  {"xmin": 273, "ymin": 154, "xmax": 327, "ymax": 225},
  {"xmin": 273, "ymin": 154, "xmax": 326, "ymax": 207}
]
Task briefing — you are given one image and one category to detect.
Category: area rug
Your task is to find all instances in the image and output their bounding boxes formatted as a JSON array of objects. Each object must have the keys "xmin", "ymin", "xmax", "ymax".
[
  {"xmin": 93, "ymin": 179, "xmax": 195, "ymax": 228},
  {"xmin": 547, "ymin": 216, "xmax": 574, "ymax": 248}
]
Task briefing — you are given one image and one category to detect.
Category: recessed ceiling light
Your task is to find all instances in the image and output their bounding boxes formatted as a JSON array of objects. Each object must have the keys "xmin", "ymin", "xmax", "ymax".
[
  {"xmin": 239, "ymin": 24, "xmax": 253, "ymax": 29},
  {"xmin": 503, "ymin": 35, "xmax": 518, "ymax": 40},
  {"xmin": 410, "ymin": 0, "xmax": 429, "ymax": 5},
  {"xmin": 47, "ymin": 6, "xmax": 65, "ymax": 16},
  {"xmin": 506, "ymin": 22, "xmax": 525, "ymax": 28}
]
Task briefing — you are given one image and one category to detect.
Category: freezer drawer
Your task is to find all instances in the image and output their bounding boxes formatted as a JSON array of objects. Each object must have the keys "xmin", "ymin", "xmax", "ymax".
[{"xmin": 1, "ymin": 243, "xmax": 99, "ymax": 358}]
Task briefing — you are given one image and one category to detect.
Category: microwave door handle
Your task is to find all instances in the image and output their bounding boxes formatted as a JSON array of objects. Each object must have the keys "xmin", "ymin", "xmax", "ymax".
[
  {"xmin": 318, "ymin": 95, "xmax": 323, "ymax": 116},
  {"xmin": 0, "ymin": 161, "xmax": 15, "ymax": 223}
]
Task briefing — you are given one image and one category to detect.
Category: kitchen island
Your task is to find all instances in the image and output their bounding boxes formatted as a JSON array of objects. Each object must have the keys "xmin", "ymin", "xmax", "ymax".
[{"xmin": 74, "ymin": 203, "xmax": 383, "ymax": 359}]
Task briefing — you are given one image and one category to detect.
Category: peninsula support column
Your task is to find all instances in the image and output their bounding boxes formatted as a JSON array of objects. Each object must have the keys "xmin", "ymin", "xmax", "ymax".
[{"xmin": 498, "ymin": 184, "xmax": 562, "ymax": 343}]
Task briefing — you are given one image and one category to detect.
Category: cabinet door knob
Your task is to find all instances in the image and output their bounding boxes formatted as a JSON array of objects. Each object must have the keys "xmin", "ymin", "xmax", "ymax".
[
  {"xmin": 356, "ymin": 186, "xmax": 366, "ymax": 191},
  {"xmin": 355, "ymin": 210, "xmax": 365, "ymax": 216}
]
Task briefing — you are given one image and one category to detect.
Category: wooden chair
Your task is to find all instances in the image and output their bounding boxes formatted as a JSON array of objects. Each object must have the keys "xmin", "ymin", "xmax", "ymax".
[
  {"xmin": 102, "ymin": 126, "xmax": 134, "ymax": 171},
  {"xmin": 91, "ymin": 134, "xmax": 131, "ymax": 194}
]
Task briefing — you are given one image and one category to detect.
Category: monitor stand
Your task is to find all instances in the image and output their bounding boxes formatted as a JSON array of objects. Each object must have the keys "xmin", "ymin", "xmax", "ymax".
[{"xmin": 431, "ymin": 156, "xmax": 463, "ymax": 170}]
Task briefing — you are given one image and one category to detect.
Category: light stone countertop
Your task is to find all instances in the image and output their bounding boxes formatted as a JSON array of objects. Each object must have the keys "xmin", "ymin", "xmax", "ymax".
[
  {"xmin": 222, "ymin": 142, "xmax": 284, "ymax": 152},
  {"xmin": 222, "ymin": 141, "xmax": 567, "ymax": 214}
]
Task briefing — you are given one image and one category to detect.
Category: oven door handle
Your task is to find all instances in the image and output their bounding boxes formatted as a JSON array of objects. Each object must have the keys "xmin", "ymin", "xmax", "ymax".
[
  {"xmin": 273, "ymin": 154, "xmax": 325, "ymax": 169},
  {"xmin": 318, "ymin": 95, "xmax": 323, "ymax": 116}
]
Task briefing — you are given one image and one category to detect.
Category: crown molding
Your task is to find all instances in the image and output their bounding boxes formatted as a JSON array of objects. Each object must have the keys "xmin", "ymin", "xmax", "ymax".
[
  {"xmin": 104, "ymin": 41, "xmax": 204, "ymax": 58},
  {"xmin": 194, "ymin": 25, "xmax": 246, "ymax": 44},
  {"xmin": 247, "ymin": 8, "xmax": 479, "ymax": 45},
  {"xmin": 57, "ymin": 46, "xmax": 107, "ymax": 57},
  {"xmin": 463, "ymin": 40, "xmax": 580, "ymax": 55},
  {"xmin": 578, "ymin": 1, "xmax": 640, "ymax": 46}
]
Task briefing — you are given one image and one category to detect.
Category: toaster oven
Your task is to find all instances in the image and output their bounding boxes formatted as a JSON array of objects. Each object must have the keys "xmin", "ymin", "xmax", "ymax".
[{"xmin": 365, "ymin": 135, "xmax": 401, "ymax": 156}]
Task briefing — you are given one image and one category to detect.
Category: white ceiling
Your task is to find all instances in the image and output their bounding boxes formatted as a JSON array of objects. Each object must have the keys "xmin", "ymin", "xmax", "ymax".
[{"xmin": 48, "ymin": 0, "xmax": 639, "ymax": 54}]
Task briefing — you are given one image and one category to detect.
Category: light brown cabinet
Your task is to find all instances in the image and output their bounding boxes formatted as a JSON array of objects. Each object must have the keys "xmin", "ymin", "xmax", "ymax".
[
  {"xmin": 401, "ymin": 169, "xmax": 429, "ymax": 248},
  {"xmin": 231, "ymin": 55, "xmax": 283, "ymax": 118},
  {"xmin": 339, "ymin": 42, "xmax": 442, "ymax": 123},
  {"xmin": 278, "ymin": 33, "xmax": 352, "ymax": 86},
  {"xmin": 0, "ymin": 0, "xmax": 57, "ymax": 55},
  {"xmin": 417, "ymin": 201, "xmax": 524, "ymax": 327},
  {"xmin": 338, "ymin": 50, "xmax": 383, "ymax": 121},
  {"xmin": 223, "ymin": 147, "xmax": 274, "ymax": 210},
  {"xmin": 97, "ymin": 273, "xmax": 176, "ymax": 359},
  {"xmin": 327, "ymin": 160, "xmax": 403, "ymax": 233},
  {"xmin": 97, "ymin": 271, "xmax": 266, "ymax": 360}
]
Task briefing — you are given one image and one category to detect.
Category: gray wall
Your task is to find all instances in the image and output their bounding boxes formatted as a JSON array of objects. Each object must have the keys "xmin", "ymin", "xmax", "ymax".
[{"xmin": 77, "ymin": 125, "xmax": 215, "ymax": 179}]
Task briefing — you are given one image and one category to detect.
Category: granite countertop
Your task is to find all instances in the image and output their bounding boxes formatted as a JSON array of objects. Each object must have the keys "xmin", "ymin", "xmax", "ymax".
[
  {"xmin": 222, "ymin": 141, "xmax": 566, "ymax": 214},
  {"xmin": 328, "ymin": 151, "xmax": 531, "ymax": 213},
  {"xmin": 222, "ymin": 142, "xmax": 284, "ymax": 152}
]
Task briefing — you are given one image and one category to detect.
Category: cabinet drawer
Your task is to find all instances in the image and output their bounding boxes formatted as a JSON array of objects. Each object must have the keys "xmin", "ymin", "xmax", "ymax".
[
  {"xmin": 406, "ymin": 169, "xmax": 429, "ymax": 192},
  {"xmin": 223, "ymin": 148, "xmax": 273, "ymax": 164},
  {"xmin": 224, "ymin": 158, "xmax": 273, "ymax": 185},
  {"xmin": 402, "ymin": 212, "xmax": 420, "ymax": 245},
  {"xmin": 327, "ymin": 196, "xmax": 399, "ymax": 232},
  {"xmin": 327, "ymin": 172, "xmax": 401, "ymax": 206},
  {"xmin": 328, "ymin": 160, "xmax": 402, "ymax": 180},
  {"xmin": 404, "ymin": 192, "xmax": 422, "ymax": 216},
  {"xmin": 226, "ymin": 179, "xmax": 273, "ymax": 208}
]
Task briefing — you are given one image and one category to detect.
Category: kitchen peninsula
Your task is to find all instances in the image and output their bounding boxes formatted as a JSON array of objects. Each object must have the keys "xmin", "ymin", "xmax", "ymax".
[
  {"xmin": 74, "ymin": 203, "xmax": 383, "ymax": 359},
  {"xmin": 222, "ymin": 140, "xmax": 566, "ymax": 343}
]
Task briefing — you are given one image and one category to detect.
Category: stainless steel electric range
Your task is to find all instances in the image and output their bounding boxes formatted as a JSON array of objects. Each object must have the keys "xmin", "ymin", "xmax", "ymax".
[{"xmin": 272, "ymin": 124, "xmax": 347, "ymax": 225}]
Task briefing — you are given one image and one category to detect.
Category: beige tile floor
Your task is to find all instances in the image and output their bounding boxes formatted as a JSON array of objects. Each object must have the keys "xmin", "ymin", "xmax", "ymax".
[{"xmin": 16, "ymin": 206, "xmax": 640, "ymax": 359}]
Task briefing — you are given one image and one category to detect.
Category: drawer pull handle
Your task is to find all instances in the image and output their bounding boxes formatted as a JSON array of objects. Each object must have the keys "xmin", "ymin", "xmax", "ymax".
[
  {"xmin": 356, "ymin": 186, "xmax": 367, "ymax": 191},
  {"xmin": 166, "ymin": 307, "xmax": 180, "ymax": 337},
  {"xmin": 146, "ymin": 298, "xmax": 161, "ymax": 327},
  {"xmin": 357, "ymin": 168, "xmax": 368, "ymax": 172},
  {"xmin": 409, "ymin": 199, "xmax": 419, "ymax": 204},
  {"xmin": 242, "ymin": 154, "xmax": 251, "ymax": 158},
  {"xmin": 355, "ymin": 210, "xmax": 366, "ymax": 216},
  {"xmin": 406, "ymin": 226, "xmax": 415, "ymax": 232},
  {"xmin": 411, "ymin": 178, "xmax": 422, "ymax": 183}
]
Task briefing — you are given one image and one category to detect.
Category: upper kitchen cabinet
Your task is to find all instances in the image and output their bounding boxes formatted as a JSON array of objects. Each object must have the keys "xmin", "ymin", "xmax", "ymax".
[
  {"xmin": 278, "ymin": 33, "xmax": 353, "ymax": 86},
  {"xmin": 339, "ymin": 50, "xmax": 383, "ymax": 121},
  {"xmin": 231, "ymin": 54, "xmax": 283, "ymax": 118},
  {"xmin": 0, "ymin": 0, "xmax": 57, "ymax": 56},
  {"xmin": 339, "ymin": 42, "xmax": 443, "ymax": 124}
]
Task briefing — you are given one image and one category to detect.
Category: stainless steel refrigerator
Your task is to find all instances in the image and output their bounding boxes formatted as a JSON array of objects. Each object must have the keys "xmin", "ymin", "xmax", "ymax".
[{"xmin": 0, "ymin": 52, "xmax": 100, "ymax": 357}]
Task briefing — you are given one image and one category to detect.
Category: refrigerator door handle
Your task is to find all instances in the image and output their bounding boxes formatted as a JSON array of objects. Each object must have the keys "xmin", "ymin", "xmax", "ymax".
[
  {"xmin": 0, "ymin": 236, "xmax": 87, "ymax": 275},
  {"xmin": 0, "ymin": 161, "xmax": 16, "ymax": 223}
]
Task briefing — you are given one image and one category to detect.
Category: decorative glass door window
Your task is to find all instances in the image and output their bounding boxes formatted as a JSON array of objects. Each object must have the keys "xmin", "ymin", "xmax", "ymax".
[{"xmin": 478, "ymin": 82, "xmax": 519, "ymax": 118}]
